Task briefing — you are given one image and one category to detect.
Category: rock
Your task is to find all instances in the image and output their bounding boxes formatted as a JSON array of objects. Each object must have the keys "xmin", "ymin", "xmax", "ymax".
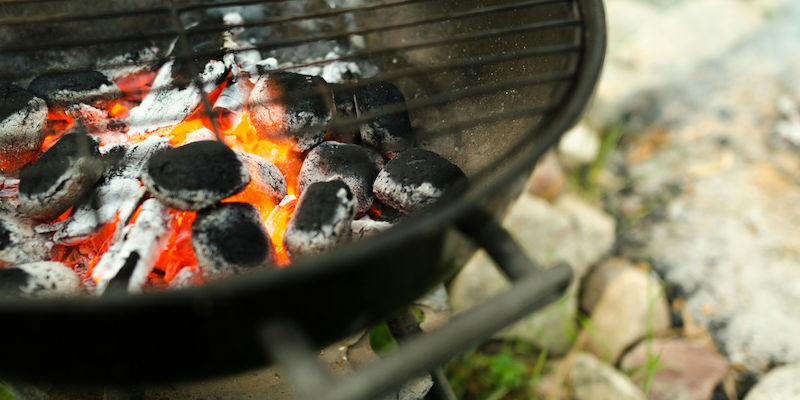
[
  {"xmin": 620, "ymin": 338, "xmax": 729, "ymax": 400},
  {"xmin": 744, "ymin": 364, "xmax": 800, "ymax": 400},
  {"xmin": 558, "ymin": 123, "xmax": 600, "ymax": 167},
  {"xmin": 526, "ymin": 151, "xmax": 565, "ymax": 202},
  {"xmin": 449, "ymin": 193, "xmax": 615, "ymax": 354},
  {"xmin": 581, "ymin": 258, "xmax": 632, "ymax": 314},
  {"xmin": 567, "ymin": 352, "xmax": 646, "ymax": 400},
  {"xmin": 584, "ymin": 262, "xmax": 670, "ymax": 362}
]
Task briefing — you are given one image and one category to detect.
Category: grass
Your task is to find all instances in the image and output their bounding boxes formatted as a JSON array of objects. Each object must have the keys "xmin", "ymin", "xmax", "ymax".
[
  {"xmin": 0, "ymin": 383, "xmax": 15, "ymax": 400},
  {"xmin": 568, "ymin": 124, "xmax": 624, "ymax": 198},
  {"xmin": 446, "ymin": 341, "xmax": 549, "ymax": 400}
]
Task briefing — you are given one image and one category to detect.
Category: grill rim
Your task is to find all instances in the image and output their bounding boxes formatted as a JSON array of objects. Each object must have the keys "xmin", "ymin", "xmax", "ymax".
[{"xmin": 0, "ymin": 0, "xmax": 606, "ymax": 384}]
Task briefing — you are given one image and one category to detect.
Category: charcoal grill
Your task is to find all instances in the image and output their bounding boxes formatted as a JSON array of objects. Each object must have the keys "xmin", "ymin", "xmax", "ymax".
[{"xmin": 0, "ymin": 0, "xmax": 605, "ymax": 398}]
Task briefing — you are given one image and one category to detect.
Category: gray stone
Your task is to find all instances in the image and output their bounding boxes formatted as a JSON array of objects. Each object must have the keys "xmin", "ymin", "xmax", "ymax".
[
  {"xmin": 567, "ymin": 352, "xmax": 646, "ymax": 400},
  {"xmin": 744, "ymin": 364, "xmax": 800, "ymax": 400},
  {"xmin": 584, "ymin": 263, "xmax": 670, "ymax": 362},
  {"xmin": 620, "ymin": 338, "xmax": 729, "ymax": 400},
  {"xmin": 449, "ymin": 193, "xmax": 614, "ymax": 354},
  {"xmin": 594, "ymin": 0, "xmax": 800, "ymax": 375},
  {"xmin": 526, "ymin": 151, "xmax": 565, "ymax": 202},
  {"xmin": 558, "ymin": 123, "xmax": 600, "ymax": 167}
]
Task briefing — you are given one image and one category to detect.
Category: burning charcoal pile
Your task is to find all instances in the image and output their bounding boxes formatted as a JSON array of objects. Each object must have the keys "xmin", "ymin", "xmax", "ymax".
[{"xmin": 0, "ymin": 13, "xmax": 467, "ymax": 297}]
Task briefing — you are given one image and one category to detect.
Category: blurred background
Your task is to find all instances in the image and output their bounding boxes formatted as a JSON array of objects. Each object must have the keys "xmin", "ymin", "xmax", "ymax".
[{"xmin": 444, "ymin": 0, "xmax": 800, "ymax": 399}]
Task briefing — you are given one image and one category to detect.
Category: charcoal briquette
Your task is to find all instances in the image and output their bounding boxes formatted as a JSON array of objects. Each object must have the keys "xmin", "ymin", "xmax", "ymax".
[
  {"xmin": 0, "ymin": 214, "xmax": 52, "ymax": 265},
  {"xmin": 298, "ymin": 141, "xmax": 379, "ymax": 215},
  {"xmin": 284, "ymin": 180, "xmax": 357, "ymax": 259},
  {"xmin": 373, "ymin": 148, "xmax": 467, "ymax": 214},
  {"xmin": 0, "ymin": 83, "xmax": 48, "ymax": 172},
  {"xmin": 18, "ymin": 133, "xmax": 104, "ymax": 220},
  {"xmin": 248, "ymin": 72, "xmax": 333, "ymax": 152},
  {"xmin": 0, "ymin": 261, "xmax": 80, "ymax": 297},
  {"xmin": 355, "ymin": 81, "xmax": 414, "ymax": 157},
  {"xmin": 238, "ymin": 152, "xmax": 287, "ymax": 203},
  {"xmin": 192, "ymin": 202, "xmax": 273, "ymax": 276},
  {"xmin": 327, "ymin": 84, "xmax": 359, "ymax": 143},
  {"xmin": 28, "ymin": 70, "xmax": 118, "ymax": 108},
  {"xmin": 143, "ymin": 140, "xmax": 250, "ymax": 210}
]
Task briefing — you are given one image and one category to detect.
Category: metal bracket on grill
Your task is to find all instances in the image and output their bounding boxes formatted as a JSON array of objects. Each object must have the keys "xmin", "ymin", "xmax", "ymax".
[{"xmin": 261, "ymin": 209, "xmax": 573, "ymax": 400}]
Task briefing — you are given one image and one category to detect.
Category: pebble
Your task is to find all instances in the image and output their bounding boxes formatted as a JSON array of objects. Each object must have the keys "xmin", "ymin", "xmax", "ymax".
[{"xmin": 620, "ymin": 338, "xmax": 729, "ymax": 400}]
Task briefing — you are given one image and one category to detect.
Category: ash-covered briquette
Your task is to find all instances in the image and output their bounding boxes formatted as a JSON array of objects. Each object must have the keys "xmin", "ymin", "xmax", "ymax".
[
  {"xmin": 284, "ymin": 180, "xmax": 357, "ymax": 259},
  {"xmin": 192, "ymin": 202, "xmax": 273, "ymax": 277},
  {"xmin": 350, "ymin": 216, "xmax": 393, "ymax": 240},
  {"xmin": 18, "ymin": 132, "xmax": 104, "ymax": 220},
  {"xmin": 298, "ymin": 141, "xmax": 379, "ymax": 215},
  {"xmin": 355, "ymin": 81, "xmax": 414, "ymax": 157},
  {"xmin": 65, "ymin": 103, "xmax": 127, "ymax": 134},
  {"xmin": 28, "ymin": 71, "xmax": 118, "ymax": 108},
  {"xmin": 143, "ymin": 140, "xmax": 250, "ymax": 211},
  {"xmin": 0, "ymin": 214, "xmax": 52, "ymax": 265},
  {"xmin": 92, "ymin": 198, "xmax": 171, "ymax": 295},
  {"xmin": 53, "ymin": 137, "xmax": 170, "ymax": 245},
  {"xmin": 248, "ymin": 71, "xmax": 334, "ymax": 152},
  {"xmin": 373, "ymin": 148, "xmax": 468, "ymax": 214},
  {"xmin": 0, "ymin": 84, "xmax": 48, "ymax": 173},
  {"xmin": 169, "ymin": 266, "xmax": 201, "ymax": 289},
  {"xmin": 127, "ymin": 58, "xmax": 229, "ymax": 135},
  {"xmin": 237, "ymin": 152, "xmax": 287, "ymax": 203},
  {"xmin": 0, "ymin": 262, "xmax": 81, "ymax": 298}
]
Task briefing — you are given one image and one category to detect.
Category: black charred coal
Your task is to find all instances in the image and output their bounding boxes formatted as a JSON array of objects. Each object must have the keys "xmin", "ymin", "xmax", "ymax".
[
  {"xmin": 18, "ymin": 132, "xmax": 103, "ymax": 220},
  {"xmin": 0, "ymin": 83, "xmax": 48, "ymax": 173},
  {"xmin": 192, "ymin": 202, "xmax": 273, "ymax": 276},
  {"xmin": 0, "ymin": 261, "xmax": 79, "ymax": 297},
  {"xmin": 367, "ymin": 199, "xmax": 402, "ymax": 223},
  {"xmin": 143, "ymin": 140, "xmax": 250, "ymax": 211},
  {"xmin": 327, "ymin": 84, "xmax": 359, "ymax": 143},
  {"xmin": 355, "ymin": 81, "xmax": 414, "ymax": 157},
  {"xmin": 284, "ymin": 180, "xmax": 357, "ymax": 259},
  {"xmin": 28, "ymin": 71, "xmax": 116, "ymax": 107},
  {"xmin": 248, "ymin": 72, "xmax": 334, "ymax": 152},
  {"xmin": 237, "ymin": 152, "xmax": 287, "ymax": 203},
  {"xmin": 298, "ymin": 141, "xmax": 379, "ymax": 215},
  {"xmin": 373, "ymin": 148, "xmax": 467, "ymax": 214}
]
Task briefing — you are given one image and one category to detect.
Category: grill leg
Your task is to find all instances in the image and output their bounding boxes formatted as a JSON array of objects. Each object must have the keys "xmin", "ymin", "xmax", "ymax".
[{"xmin": 386, "ymin": 309, "xmax": 457, "ymax": 400}]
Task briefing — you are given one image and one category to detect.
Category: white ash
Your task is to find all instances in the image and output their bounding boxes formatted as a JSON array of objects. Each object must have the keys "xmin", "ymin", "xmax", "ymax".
[
  {"xmin": 0, "ymin": 214, "xmax": 52, "ymax": 265},
  {"xmin": 169, "ymin": 266, "xmax": 201, "ymax": 289},
  {"xmin": 213, "ymin": 77, "xmax": 252, "ymax": 115},
  {"xmin": 118, "ymin": 136, "xmax": 172, "ymax": 180},
  {"xmin": 350, "ymin": 216, "xmax": 393, "ymax": 240},
  {"xmin": 0, "ymin": 91, "xmax": 48, "ymax": 173},
  {"xmin": 98, "ymin": 46, "xmax": 160, "ymax": 81},
  {"xmin": 292, "ymin": 52, "xmax": 364, "ymax": 84},
  {"xmin": 237, "ymin": 152, "xmax": 287, "ymax": 202},
  {"xmin": 2, "ymin": 262, "xmax": 81, "ymax": 297},
  {"xmin": 127, "ymin": 59, "xmax": 229, "ymax": 135},
  {"xmin": 53, "ymin": 178, "xmax": 145, "ymax": 245},
  {"xmin": 92, "ymin": 198, "xmax": 171, "ymax": 295},
  {"xmin": 373, "ymin": 174, "xmax": 443, "ymax": 214},
  {"xmin": 65, "ymin": 103, "xmax": 126, "ymax": 134},
  {"xmin": 283, "ymin": 180, "xmax": 357, "ymax": 259},
  {"xmin": 183, "ymin": 127, "xmax": 219, "ymax": 144}
]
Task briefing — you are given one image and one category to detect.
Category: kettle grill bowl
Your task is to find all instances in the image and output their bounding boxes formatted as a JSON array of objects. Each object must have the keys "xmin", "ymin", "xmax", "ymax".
[{"xmin": 0, "ymin": 0, "xmax": 605, "ymax": 384}]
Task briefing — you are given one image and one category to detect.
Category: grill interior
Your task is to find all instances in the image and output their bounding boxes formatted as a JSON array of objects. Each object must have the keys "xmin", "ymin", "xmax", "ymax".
[{"xmin": 1, "ymin": 0, "xmax": 581, "ymax": 184}]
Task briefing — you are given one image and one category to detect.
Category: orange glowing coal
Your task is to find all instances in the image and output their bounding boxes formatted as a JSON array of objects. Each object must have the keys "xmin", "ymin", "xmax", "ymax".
[{"xmin": 39, "ymin": 70, "xmax": 307, "ymax": 288}]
